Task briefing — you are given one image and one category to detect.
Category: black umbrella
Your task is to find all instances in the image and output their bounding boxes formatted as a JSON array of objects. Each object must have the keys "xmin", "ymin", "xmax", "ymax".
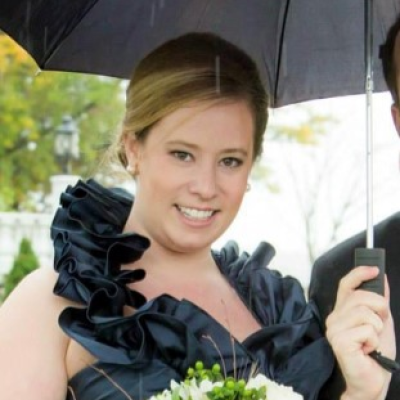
[{"xmin": 0, "ymin": 0, "xmax": 397, "ymax": 108}]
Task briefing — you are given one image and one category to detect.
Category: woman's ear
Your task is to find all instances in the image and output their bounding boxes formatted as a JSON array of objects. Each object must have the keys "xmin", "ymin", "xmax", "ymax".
[{"xmin": 124, "ymin": 134, "xmax": 141, "ymax": 176}]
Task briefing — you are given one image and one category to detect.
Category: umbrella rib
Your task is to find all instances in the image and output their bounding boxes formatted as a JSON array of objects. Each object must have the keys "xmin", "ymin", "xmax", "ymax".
[
  {"xmin": 45, "ymin": 0, "xmax": 100, "ymax": 67},
  {"xmin": 274, "ymin": 0, "xmax": 291, "ymax": 107}
]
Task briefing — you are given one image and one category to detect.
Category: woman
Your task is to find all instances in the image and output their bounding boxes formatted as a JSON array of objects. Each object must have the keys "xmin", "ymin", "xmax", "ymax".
[{"xmin": 0, "ymin": 33, "xmax": 394, "ymax": 400}]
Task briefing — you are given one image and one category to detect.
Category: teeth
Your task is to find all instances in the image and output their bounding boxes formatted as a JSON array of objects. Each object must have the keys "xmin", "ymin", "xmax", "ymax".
[{"xmin": 178, "ymin": 206, "xmax": 214, "ymax": 220}]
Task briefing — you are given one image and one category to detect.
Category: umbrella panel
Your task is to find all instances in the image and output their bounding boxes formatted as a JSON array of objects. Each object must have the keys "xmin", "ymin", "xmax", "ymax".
[{"xmin": 0, "ymin": 0, "xmax": 398, "ymax": 107}]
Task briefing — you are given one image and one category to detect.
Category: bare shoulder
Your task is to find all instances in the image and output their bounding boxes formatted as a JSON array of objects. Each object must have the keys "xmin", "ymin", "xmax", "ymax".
[
  {"xmin": 0, "ymin": 267, "xmax": 74, "ymax": 399},
  {"xmin": 0, "ymin": 266, "xmax": 74, "ymax": 315}
]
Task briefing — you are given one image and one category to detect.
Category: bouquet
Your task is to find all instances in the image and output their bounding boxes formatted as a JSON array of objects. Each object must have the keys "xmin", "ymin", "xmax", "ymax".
[
  {"xmin": 69, "ymin": 361, "xmax": 303, "ymax": 400},
  {"xmin": 149, "ymin": 362, "xmax": 303, "ymax": 400}
]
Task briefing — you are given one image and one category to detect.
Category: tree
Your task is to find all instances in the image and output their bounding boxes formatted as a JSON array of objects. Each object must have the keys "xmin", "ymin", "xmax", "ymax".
[
  {"xmin": 0, "ymin": 33, "xmax": 126, "ymax": 211},
  {"xmin": 253, "ymin": 105, "xmax": 364, "ymax": 265},
  {"xmin": 251, "ymin": 105, "xmax": 333, "ymax": 186},
  {"xmin": 2, "ymin": 238, "xmax": 39, "ymax": 300}
]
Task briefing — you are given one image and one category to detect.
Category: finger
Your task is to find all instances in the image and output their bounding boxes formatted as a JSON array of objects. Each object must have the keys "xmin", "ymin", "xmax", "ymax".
[
  {"xmin": 329, "ymin": 324, "xmax": 380, "ymax": 358},
  {"xmin": 326, "ymin": 305, "xmax": 384, "ymax": 339},
  {"xmin": 336, "ymin": 266, "xmax": 380, "ymax": 306},
  {"xmin": 332, "ymin": 289, "xmax": 389, "ymax": 322}
]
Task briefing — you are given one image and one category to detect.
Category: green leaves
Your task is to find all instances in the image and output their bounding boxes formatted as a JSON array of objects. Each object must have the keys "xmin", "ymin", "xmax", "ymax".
[
  {"xmin": 2, "ymin": 238, "xmax": 39, "ymax": 300},
  {"xmin": 0, "ymin": 33, "xmax": 125, "ymax": 210}
]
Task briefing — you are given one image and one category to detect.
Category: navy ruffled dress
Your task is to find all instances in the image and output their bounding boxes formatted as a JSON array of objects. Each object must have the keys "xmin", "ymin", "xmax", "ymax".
[{"xmin": 50, "ymin": 180, "xmax": 334, "ymax": 400}]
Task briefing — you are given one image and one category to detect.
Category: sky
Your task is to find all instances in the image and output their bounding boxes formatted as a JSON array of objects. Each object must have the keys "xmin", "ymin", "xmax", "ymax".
[{"xmin": 214, "ymin": 91, "xmax": 400, "ymax": 288}]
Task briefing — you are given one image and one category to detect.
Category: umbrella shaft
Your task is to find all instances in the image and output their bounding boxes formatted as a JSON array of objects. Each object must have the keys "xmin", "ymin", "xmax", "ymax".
[
  {"xmin": 364, "ymin": 0, "xmax": 374, "ymax": 248},
  {"xmin": 365, "ymin": 84, "xmax": 374, "ymax": 248}
]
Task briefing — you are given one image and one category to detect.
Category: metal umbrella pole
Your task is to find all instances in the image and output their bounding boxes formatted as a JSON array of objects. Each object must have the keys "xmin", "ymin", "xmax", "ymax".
[
  {"xmin": 365, "ymin": 0, "xmax": 375, "ymax": 250},
  {"xmin": 355, "ymin": 0, "xmax": 385, "ymax": 294},
  {"xmin": 356, "ymin": 0, "xmax": 399, "ymax": 372}
]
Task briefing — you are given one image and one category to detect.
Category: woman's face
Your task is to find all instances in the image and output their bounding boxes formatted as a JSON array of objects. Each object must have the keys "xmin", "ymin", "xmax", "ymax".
[{"xmin": 126, "ymin": 100, "xmax": 255, "ymax": 254}]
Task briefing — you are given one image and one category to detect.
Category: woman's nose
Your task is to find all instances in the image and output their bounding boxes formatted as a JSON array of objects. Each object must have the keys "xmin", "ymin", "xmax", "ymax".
[{"xmin": 188, "ymin": 164, "xmax": 218, "ymax": 199}]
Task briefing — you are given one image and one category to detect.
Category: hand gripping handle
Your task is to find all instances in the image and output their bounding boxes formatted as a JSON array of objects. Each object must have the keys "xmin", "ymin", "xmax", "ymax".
[{"xmin": 354, "ymin": 247, "xmax": 399, "ymax": 372}]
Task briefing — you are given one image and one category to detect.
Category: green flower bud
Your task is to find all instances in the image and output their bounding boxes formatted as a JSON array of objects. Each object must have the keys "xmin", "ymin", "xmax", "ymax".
[{"xmin": 195, "ymin": 361, "xmax": 204, "ymax": 371}]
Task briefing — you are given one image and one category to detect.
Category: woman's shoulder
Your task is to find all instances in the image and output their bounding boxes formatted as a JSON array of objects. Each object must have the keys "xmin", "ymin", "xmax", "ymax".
[
  {"xmin": 1, "ymin": 267, "xmax": 77, "ymax": 320},
  {"xmin": 4, "ymin": 267, "xmax": 66, "ymax": 302},
  {"xmin": 0, "ymin": 267, "xmax": 72, "ymax": 398}
]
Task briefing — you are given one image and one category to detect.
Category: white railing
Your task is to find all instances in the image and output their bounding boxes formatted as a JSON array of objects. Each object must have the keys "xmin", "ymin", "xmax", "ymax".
[{"xmin": 0, "ymin": 175, "xmax": 80, "ymax": 280}]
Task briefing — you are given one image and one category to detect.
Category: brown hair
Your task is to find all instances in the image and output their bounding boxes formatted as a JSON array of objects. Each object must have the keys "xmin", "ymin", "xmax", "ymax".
[{"xmin": 113, "ymin": 32, "xmax": 268, "ymax": 167}]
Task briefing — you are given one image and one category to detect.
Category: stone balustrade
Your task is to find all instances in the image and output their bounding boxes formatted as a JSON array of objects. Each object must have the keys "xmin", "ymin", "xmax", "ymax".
[{"xmin": 0, "ymin": 175, "xmax": 80, "ymax": 281}]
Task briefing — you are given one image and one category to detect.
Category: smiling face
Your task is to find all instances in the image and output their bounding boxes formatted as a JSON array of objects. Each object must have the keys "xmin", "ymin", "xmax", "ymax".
[{"xmin": 125, "ymin": 100, "xmax": 254, "ymax": 254}]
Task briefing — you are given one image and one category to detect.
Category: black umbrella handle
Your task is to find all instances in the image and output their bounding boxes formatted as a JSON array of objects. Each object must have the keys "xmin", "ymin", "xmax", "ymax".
[
  {"xmin": 354, "ymin": 248, "xmax": 399, "ymax": 372},
  {"xmin": 354, "ymin": 248, "xmax": 385, "ymax": 295}
]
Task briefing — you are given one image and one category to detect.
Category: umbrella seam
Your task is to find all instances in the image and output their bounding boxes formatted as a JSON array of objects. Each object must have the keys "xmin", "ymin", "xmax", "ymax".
[
  {"xmin": 45, "ymin": 0, "xmax": 100, "ymax": 67},
  {"xmin": 274, "ymin": 0, "xmax": 291, "ymax": 107}
]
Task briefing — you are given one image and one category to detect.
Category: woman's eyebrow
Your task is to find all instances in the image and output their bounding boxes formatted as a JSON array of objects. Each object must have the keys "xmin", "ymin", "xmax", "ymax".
[
  {"xmin": 166, "ymin": 140, "xmax": 198, "ymax": 149},
  {"xmin": 221, "ymin": 148, "xmax": 249, "ymax": 157},
  {"xmin": 167, "ymin": 140, "xmax": 249, "ymax": 156}
]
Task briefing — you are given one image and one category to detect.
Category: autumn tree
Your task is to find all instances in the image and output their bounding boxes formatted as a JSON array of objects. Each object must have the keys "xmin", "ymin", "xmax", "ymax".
[
  {"xmin": 253, "ymin": 105, "xmax": 364, "ymax": 265},
  {"xmin": 0, "ymin": 32, "xmax": 125, "ymax": 211}
]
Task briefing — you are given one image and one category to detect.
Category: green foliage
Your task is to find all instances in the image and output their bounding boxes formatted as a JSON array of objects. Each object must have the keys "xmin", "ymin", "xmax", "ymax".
[
  {"xmin": 0, "ymin": 33, "xmax": 125, "ymax": 211},
  {"xmin": 2, "ymin": 238, "xmax": 39, "ymax": 300}
]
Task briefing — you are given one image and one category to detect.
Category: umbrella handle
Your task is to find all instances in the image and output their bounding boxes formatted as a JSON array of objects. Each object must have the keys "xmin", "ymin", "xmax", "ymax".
[
  {"xmin": 354, "ymin": 247, "xmax": 399, "ymax": 372},
  {"xmin": 354, "ymin": 247, "xmax": 385, "ymax": 294}
]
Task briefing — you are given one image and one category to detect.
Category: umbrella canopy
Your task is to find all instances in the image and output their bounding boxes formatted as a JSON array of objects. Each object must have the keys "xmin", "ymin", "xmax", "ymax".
[{"xmin": 0, "ymin": 0, "xmax": 398, "ymax": 107}]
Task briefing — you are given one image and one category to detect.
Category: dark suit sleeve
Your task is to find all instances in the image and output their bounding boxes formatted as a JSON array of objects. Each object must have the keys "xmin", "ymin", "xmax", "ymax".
[
  {"xmin": 309, "ymin": 229, "xmax": 366, "ymax": 325},
  {"xmin": 309, "ymin": 231, "xmax": 368, "ymax": 400},
  {"xmin": 309, "ymin": 255, "xmax": 340, "ymax": 325},
  {"xmin": 309, "ymin": 212, "xmax": 400, "ymax": 400},
  {"xmin": 309, "ymin": 254, "xmax": 347, "ymax": 400}
]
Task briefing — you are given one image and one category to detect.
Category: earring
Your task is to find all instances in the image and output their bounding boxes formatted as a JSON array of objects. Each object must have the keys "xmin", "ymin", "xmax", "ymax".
[
  {"xmin": 127, "ymin": 163, "xmax": 139, "ymax": 177},
  {"xmin": 246, "ymin": 183, "xmax": 251, "ymax": 192}
]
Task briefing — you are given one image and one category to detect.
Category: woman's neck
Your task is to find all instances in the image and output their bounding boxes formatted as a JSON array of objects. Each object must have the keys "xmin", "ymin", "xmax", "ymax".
[
  {"xmin": 123, "ymin": 214, "xmax": 219, "ymax": 280},
  {"xmin": 132, "ymin": 240, "xmax": 218, "ymax": 280}
]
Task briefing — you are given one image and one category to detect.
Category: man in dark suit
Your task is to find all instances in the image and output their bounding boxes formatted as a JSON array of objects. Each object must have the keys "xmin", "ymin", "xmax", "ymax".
[{"xmin": 309, "ymin": 14, "xmax": 400, "ymax": 400}]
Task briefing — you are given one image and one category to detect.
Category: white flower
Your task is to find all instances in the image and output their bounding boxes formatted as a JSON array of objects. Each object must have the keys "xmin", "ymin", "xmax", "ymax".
[
  {"xmin": 150, "ymin": 367, "xmax": 303, "ymax": 400},
  {"xmin": 246, "ymin": 374, "xmax": 303, "ymax": 400},
  {"xmin": 246, "ymin": 374, "xmax": 270, "ymax": 389}
]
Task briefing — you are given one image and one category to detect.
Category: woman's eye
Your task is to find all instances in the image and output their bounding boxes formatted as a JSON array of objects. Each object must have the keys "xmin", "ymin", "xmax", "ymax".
[
  {"xmin": 220, "ymin": 157, "xmax": 243, "ymax": 168},
  {"xmin": 171, "ymin": 151, "xmax": 192, "ymax": 162}
]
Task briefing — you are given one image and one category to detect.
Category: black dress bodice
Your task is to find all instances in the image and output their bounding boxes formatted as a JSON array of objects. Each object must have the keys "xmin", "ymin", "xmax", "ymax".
[{"xmin": 50, "ymin": 180, "xmax": 334, "ymax": 400}]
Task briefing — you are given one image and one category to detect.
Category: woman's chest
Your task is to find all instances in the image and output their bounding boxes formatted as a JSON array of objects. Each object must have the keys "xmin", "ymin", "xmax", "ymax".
[
  {"xmin": 66, "ymin": 278, "xmax": 263, "ymax": 382},
  {"xmin": 138, "ymin": 279, "xmax": 262, "ymax": 342}
]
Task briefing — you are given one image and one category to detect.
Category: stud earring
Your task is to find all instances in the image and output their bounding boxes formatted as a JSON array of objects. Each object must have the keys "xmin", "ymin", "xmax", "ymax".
[
  {"xmin": 126, "ymin": 163, "xmax": 139, "ymax": 177},
  {"xmin": 246, "ymin": 183, "xmax": 251, "ymax": 192}
]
